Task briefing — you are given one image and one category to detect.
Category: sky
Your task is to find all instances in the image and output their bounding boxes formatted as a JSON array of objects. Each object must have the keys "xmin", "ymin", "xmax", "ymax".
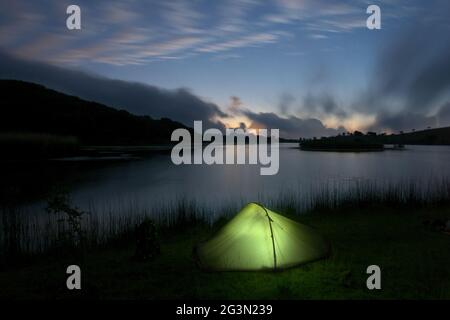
[{"xmin": 1, "ymin": 0, "xmax": 450, "ymax": 138}]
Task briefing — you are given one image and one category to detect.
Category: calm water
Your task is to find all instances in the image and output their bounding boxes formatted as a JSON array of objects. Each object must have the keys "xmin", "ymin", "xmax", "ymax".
[{"xmin": 11, "ymin": 144, "xmax": 449, "ymax": 217}]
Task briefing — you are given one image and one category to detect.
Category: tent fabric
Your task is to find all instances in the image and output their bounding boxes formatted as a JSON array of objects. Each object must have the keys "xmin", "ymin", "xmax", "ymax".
[{"xmin": 194, "ymin": 203, "xmax": 330, "ymax": 271}]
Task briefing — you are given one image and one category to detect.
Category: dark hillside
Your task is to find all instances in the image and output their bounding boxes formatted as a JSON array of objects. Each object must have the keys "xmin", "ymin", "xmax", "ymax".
[{"xmin": 0, "ymin": 80, "xmax": 188, "ymax": 145}]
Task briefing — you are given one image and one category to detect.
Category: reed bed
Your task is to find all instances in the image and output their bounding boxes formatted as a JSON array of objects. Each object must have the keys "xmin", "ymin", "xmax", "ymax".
[{"xmin": 1, "ymin": 178, "xmax": 450, "ymax": 264}]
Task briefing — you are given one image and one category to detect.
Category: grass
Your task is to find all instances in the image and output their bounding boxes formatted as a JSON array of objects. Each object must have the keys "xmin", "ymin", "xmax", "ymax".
[
  {"xmin": 1, "ymin": 180, "xmax": 450, "ymax": 299},
  {"xmin": 0, "ymin": 205, "xmax": 449, "ymax": 300}
]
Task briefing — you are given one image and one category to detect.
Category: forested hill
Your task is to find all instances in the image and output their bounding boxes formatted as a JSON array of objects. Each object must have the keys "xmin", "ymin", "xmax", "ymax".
[
  {"xmin": 0, "ymin": 80, "xmax": 189, "ymax": 145},
  {"xmin": 380, "ymin": 127, "xmax": 450, "ymax": 145},
  {"xmin": 300, "ymin": 126, "xmax": 450, "ymax": 149}
]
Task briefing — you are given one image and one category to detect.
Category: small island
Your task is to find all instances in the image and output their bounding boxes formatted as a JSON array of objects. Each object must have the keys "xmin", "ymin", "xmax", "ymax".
[{"xmin": 300, "ymin": 133, "xmax": 384, "ymax": 151}]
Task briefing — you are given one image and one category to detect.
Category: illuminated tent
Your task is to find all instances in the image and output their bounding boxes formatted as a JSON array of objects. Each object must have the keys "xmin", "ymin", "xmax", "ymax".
[{"xmin": 194, "ymin": 203, "xmax": 330, "ymax": 271}]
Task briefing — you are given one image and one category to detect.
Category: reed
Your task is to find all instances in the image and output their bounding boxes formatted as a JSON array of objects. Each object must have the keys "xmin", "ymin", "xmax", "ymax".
[{"xmin": 1, "ymin": 178, "xmax": 449, "ymax": 265}]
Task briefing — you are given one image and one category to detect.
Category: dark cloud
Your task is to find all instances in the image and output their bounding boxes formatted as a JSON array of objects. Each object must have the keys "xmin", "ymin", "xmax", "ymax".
[
  {"xmin": 228, "ymin": 96, "xmax": 243, "ymax": 114},
  {"xmin": 367, "ymin": 30, "xmax": 450, "ymax": 113},
  {"xmin": 302, "ymin": 92, "xmax": 347, "ymax": 118},
  {"xmin": 0, "ymin": 52, "xmax": 227, "ymax": 130},
  {"xmin": 368, "ymin": 101, "xmax": 450, "ymax": 133},
  {"xmin": 278, "ymin": 93, "xmax": 295, "ymax": 115},
  {"xmin": 243, "ymin": 110, "xmax": 345, "ymax": 139},
  {"xmin": 370, "ymin": 112, "xmax": 436, "ymax": 133},
  {"xmin": 436, "ymin": 101, "xmax": 450, "ymax": 128},
  {"xmin": 225, "ymin": 94, "xmax": 344, "ymax": 138},
  {"xmin": 360, "ymin": 3, "xmax": 450, "ymax": 131}
]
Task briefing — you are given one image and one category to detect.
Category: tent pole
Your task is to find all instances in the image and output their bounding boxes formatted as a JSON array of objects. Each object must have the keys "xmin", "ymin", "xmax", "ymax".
[{"xmin": 256, "ymin": 203, "xmax": 277, "ymax": 271}]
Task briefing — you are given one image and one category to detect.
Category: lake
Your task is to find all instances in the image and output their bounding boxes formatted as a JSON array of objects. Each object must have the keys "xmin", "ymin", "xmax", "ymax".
[{"xmin": 6, "ymin": 143, "xmax": 450, "ymax": 219}]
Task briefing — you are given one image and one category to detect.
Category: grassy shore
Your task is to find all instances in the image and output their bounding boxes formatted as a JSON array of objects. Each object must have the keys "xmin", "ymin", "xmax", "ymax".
[
  {"xmin": 1, "ymin": 180, "xmax": 449, "ymax": 299},
  {"xmin": 0, "ymin": 204, "xmax": 449, "ymax": 300}
]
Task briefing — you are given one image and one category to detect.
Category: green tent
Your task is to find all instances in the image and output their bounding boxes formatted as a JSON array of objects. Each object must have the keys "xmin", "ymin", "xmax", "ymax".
[{"xmin": 194, "ymin": 203, "xmax": 330, "ymax": 271}]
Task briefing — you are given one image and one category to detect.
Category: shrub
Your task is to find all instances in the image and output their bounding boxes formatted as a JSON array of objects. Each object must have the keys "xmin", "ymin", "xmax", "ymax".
[{"xmin": 46, "ymin": 189, "xmax": 86, "ymax": 249}]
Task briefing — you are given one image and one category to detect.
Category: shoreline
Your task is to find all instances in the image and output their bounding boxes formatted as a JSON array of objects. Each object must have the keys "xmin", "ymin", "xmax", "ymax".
[{"xmin": 1, "ymin": 204, "xmax": 449, "ymax": 299}]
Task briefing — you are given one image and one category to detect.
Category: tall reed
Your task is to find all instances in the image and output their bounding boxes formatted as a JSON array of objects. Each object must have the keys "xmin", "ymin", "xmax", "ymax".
[{"xmin": 1, "ymin": 178, "xmax": 449, "ymax": 264}]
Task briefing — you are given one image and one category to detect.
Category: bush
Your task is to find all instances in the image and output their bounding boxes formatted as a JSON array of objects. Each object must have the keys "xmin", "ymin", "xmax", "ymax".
[{"xmin": 46, "ymin": 189, "xmax": 86, "ymax": 249}]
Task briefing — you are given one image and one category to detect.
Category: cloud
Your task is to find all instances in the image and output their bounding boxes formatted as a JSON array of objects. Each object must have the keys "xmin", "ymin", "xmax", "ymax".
[
  {"xmin": 267, "ymin": 0, "xmax": 365, "ymax": 32},
  {"xmin": 0, "ymin": 0, "xmax": 380, "ymax": 66},
  {"xmin": 302, "ymin": 92, "xmax": 347, "ymax": 118},
  {"xmin": 102, "ymin": 2, "xmax": 141, "ymax": 23},
  {"xmin": 437, "ymin": 102, "xmax": 450, "ymax": 126},
  {"xmin": 212, "ymin": 53, "xmax": 242, "ymax": 61},
  {"xmin": 370, "ymin": 101, "xmax": 450, "ymax": 133},
  {"xmin": 309, "ymin": 34, "xmax": 328, "ymax": 39},
  {"xmin": 278, "ymin": 93, "xmax": 295, "ymax": 115},
  {"xmin": 370, "ymin": 112, "xmax": 437, "ymax": 133},
  {"xmin": 0, "ymin": 52, "xmax": 227, "ymax": 130},
  {"xmin": 196, "ymin": 32, "xmax": 280, "ymax": 53},
  {"xmin": 366, "ymin": 28, "xmax": 450, "ymax": 113},
  {"xmin": 216, "ymin": 0, "xmax": 260, "ymax": 33},
  {"xmin": 305, "ymin": 17, "xmax": 365, "ymax": 33},
  {"xmin": 162, "ymin": 0, "xmax": 204, "ymax": 34},
  {"xmin": 3, "ymin": 0, "xmax": 449, "ymax": 136},
  {"xmin": 243, "ymin": 110, "xmax": 345, "ymax": 139},
  {"xmin": 0, "ymin": 0, "xmax": 290, "ymax": 65},
  {"xmin": 357, "ymin": 3, "xmax": 450, "ymax": 131},
  {"xmin": 228, "ymin": 96, "xmax": 244, "ymax": 114},
  {"xmin": 223, "ymin": 94, "xmax": 344, "ymax": 138}
]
